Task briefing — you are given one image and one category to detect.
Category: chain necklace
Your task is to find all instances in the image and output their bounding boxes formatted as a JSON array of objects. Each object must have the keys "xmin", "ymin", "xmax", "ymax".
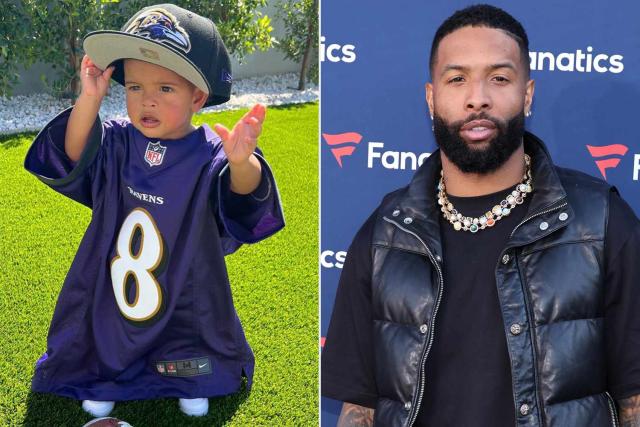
[{"xmin": 437, "ymin": 154, "xmax": 533, "ymax": 233}]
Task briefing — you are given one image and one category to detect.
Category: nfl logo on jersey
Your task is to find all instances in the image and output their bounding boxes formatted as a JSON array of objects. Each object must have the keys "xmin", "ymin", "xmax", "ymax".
[{"xmin": 145, "ymin": 141, "xmax": 167, "ymax": 166}]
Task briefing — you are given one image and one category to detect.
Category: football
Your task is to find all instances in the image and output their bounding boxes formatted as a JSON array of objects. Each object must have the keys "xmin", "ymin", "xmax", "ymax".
[{"xmin": 81, "ymin": 417, "xmax": 132, "ymax": 427}]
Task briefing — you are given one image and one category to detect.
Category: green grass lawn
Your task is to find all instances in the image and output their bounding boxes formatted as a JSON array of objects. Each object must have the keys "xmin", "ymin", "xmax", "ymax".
[{"xmin": 0, "ymin": 103, "xmax": 318, "ymax": 427}]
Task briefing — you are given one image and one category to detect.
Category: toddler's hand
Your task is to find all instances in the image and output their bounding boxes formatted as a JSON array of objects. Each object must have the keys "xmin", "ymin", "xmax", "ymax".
[
  {"xmin": 80, "ymin": 54, "xmax": 114, "ymax": 99},
  {"xmin": 214, "ymin": 104, "xmax": 266, "ymax": 165}
]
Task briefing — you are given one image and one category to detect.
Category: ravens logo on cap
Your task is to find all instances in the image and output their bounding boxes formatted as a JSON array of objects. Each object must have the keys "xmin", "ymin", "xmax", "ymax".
[{"xmin": 125, "ymin": 8, "xmax": 191, "ymax": 53}]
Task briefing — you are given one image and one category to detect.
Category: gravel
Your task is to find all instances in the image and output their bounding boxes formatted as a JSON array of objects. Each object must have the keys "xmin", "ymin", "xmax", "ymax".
[{"xmin": 0, "ymin": 72, "xmax": 318, "ymax": 135}]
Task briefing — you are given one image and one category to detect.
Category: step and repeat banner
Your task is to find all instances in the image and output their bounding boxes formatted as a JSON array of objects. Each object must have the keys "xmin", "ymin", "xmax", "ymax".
[{"xmin": 320, "ymin": 0, "xmax": 640, "ymax": 425}]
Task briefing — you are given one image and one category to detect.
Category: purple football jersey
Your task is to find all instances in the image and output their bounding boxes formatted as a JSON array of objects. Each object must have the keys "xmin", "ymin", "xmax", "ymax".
[{"xmin": 24, "ymin": 108, "xmax": 284, "ymax": 401}]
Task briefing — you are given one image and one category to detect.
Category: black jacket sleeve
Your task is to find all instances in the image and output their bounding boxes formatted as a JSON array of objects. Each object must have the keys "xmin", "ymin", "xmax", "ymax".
[
  {"xmin": 321, "ymin": 212, "xmax": 379, "ymax": 408},
  {"xmin": 604, "ymin": 191, "xmax": 640, "ymax": 400}
]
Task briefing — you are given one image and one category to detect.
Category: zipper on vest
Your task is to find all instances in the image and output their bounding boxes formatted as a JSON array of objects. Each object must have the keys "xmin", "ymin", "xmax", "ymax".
[
  {"xmin": 382, "ymin": 216, "xmax": 444, "ymax": 427},
  {"xmin": 513, "ymin": 253, "xmax": 547, "ymax": 427},
  {"xmin": 505, "ymin": 200, "xmax": 568, "ymax": 427},
  {"xmin": 509, "ymin": 201, "xmax": 568, "ymax": 238},
  {"xmin": 605, "ymin": 392, "xmax": 619, "ymax": 427},
  {"xmin": 509, "ymin": 202, "xmax": 568, "ymax": 426}
]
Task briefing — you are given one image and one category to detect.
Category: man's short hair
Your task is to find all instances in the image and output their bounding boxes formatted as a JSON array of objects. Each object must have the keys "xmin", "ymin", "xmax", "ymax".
[{"xmin": 429, "ymin": 4, "xmax": 530, "ymax": 78}]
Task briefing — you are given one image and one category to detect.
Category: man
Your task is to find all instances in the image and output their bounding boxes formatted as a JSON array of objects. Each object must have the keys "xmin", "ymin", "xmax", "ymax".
[{"xmin": 321, "ymin": 4, "xmax": 640, "ymax": 427}]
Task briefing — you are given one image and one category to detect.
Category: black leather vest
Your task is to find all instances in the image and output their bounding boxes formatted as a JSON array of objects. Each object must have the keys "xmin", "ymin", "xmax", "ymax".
[{"xmin": 370, "ymin": 133, "xmax": 618, "ymax": 427}]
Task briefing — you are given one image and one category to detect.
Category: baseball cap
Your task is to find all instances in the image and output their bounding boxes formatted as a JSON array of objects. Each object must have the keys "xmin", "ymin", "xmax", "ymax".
[{"xmin": 83, "ymin": 4, "xmax": 232, "ymax": 107}]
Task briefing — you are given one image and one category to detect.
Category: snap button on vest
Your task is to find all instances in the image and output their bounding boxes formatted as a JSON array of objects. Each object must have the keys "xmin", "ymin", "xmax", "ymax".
[
  {"xmin": 520, "ymin": 403, "xmax": 531, "ymax": 415},
  {"xmin": 559, "ymin": 212, "xmax": 568, "ymax": 221},
  {"xmin": 392, "ymin": 209, "xmax": 400, "ymax": 217},
  {"xmin": 539, "ymin": 221, "xmax": 549, "ymax": 230},
  {"xmin": 404, "ymin": 217, "xmax": 413, "ymax": 224},
  {"xmin": 502, "ymin": 254, "xmax": 510, "ymax": 264},
  {"xmin": 404, "ymin": 401, "xmax": 412, "ymax": 410},
  {"xmin": 510, "ymin": 323, "xmax": 522, "ymax": 335},
  {"xmin": 419, "ymin": 324, "xmax": 428, "ymax": 334}
]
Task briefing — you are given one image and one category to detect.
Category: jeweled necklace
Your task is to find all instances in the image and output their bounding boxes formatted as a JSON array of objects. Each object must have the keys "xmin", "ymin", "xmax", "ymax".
[{"xmin": 438, "ymin": 154, "xmax": 533, "ymax": 233}]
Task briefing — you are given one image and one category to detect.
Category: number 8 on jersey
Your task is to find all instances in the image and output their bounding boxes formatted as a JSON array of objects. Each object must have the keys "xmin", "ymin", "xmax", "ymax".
[{"xmin": 111, "ymin": 207, "xmax": 165, "ymax": 322}]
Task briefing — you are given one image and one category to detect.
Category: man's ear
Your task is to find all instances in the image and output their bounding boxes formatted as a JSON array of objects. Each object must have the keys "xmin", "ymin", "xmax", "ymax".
[
  {"xmin": 524, "ymin": 79, "xmax": 535, "ymax": 116},
  {"xmin": 425, "ymin": 82, "xmax": 435, "ymax": 118},
  {"xmin": 192, "ymin": 88, "xmax": 208, "ymax": 113}
]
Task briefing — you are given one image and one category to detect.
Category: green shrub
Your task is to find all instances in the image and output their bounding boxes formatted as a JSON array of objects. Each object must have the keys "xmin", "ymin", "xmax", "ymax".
[
  {"xmin": 0, "ymin": 1, "xmax": 30, "ymax": 96},
  {"xmin": 275, "ymin": 0, "xmax": 318, "ymax": 90},
  {"xmin": 1, "ymin": 0, "xmax": 274, "ymax": 99}
]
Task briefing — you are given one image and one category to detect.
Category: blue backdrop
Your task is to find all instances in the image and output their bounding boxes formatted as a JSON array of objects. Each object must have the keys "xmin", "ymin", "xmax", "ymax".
[{"xmin": 320, "ymin": 1, "xmax": 640, "ymax": 425}]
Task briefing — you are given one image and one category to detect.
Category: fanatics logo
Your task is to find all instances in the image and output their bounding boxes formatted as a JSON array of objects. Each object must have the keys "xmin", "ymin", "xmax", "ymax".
[
  {"xmin": 320, "ymin": 36, "xmax": 357, "ymax": 63},
  {"xmin": 586, "ymin": 144, "xmax": 628, "ymax": 180},
  {"xmin": 322, "ymin": 132, "xmax": 362, "ymax": 167},
  {"xmin": 145, "ymin": 141, "xmax": 167, "ymax": 167},
  {"xmin": 323, "ymin": 131, "xmax": 432, "ymax": 170},
  {"xmin": 321, "ymin": 249, "xmax": 347, "ymax": 269}
]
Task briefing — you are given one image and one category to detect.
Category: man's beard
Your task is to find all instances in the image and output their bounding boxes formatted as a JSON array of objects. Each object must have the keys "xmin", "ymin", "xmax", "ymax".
[{"xmin": 433, "ymin": 109, "xmax": 525, "ymax": 174}]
